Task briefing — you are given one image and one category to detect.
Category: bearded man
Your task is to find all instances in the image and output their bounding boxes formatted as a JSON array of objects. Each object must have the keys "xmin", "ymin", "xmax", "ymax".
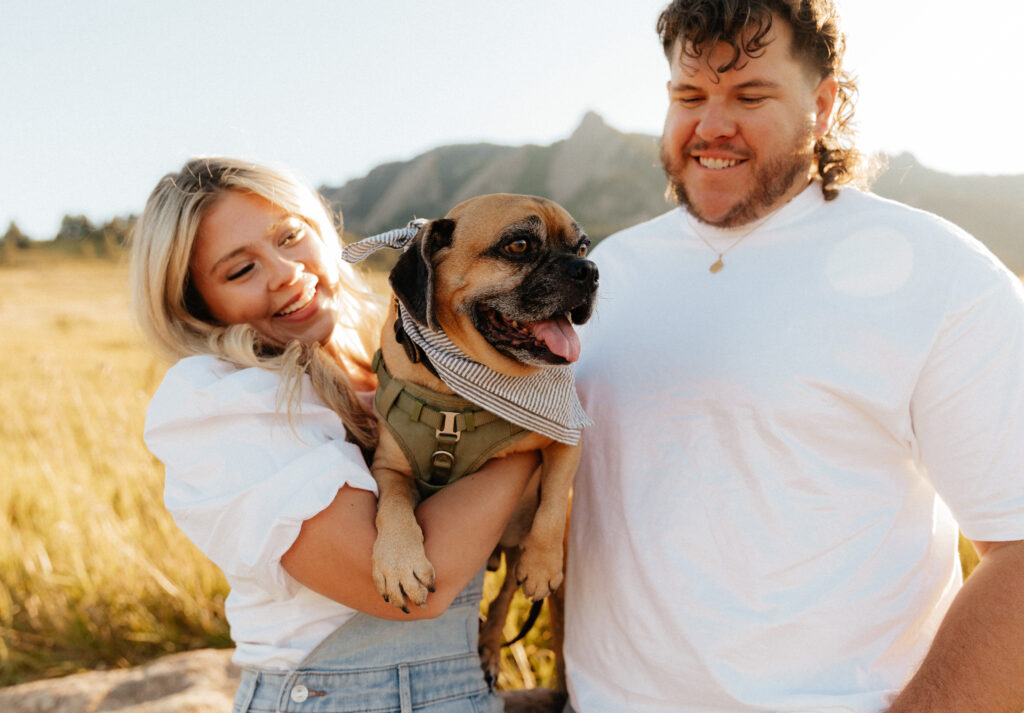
[{"xmin": 563, "ymin": 2, "xmax": 1024, "ymax": 712}]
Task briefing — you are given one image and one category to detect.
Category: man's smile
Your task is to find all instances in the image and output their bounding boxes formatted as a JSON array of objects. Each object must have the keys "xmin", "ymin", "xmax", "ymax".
[{"xmin": 697, "ymin": 156, "xmax": 744, "ymax": 170}]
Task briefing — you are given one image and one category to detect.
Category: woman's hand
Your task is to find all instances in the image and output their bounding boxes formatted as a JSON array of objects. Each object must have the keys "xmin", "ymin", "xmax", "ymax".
[{"xmin": 281, "ymin": 450, "xmax": 540, "ymax": 619}]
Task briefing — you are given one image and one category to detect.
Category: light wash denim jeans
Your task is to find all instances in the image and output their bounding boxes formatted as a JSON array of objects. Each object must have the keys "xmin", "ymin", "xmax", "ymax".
[{"xmin": 232, "ymin": 570, "xmax": 502, "ymax": 713}]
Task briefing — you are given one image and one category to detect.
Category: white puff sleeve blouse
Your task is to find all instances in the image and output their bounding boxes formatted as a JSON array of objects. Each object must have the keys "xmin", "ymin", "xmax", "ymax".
[{"xmin": 144, "ymin": 355, "xmax": 379, "ymax": 669}]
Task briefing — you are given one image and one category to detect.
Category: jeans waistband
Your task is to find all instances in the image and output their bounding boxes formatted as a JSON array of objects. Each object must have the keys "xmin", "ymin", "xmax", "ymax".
[{"xmin": 235, "ymin": 652, "xmax": 491, "ymax": 713}]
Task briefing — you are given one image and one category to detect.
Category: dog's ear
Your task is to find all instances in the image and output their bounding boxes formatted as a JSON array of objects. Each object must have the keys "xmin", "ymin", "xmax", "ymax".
[{"xmin": 389, "ymin": 218, "xmax": 455, "ymax": 331}]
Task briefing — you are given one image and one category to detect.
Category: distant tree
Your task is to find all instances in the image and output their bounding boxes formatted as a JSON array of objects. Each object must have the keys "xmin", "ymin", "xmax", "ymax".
[
  {"xmin": 56, "ymin": 215, "xmax": 97, "ymax": 242},
  {"xmin": 101, "ymin": 215, "xmax": 134, "ymax": 247},
  {"xmin": 2, "ymin": 223, "xmax": 19, "ymax": 264},
  {"xmin": 2, "ymin": 221, "xmax": 30, "ymax": 248},
  {"xmin": 95, "ymin": 215, "xmax": 134, "ymax": 257}
]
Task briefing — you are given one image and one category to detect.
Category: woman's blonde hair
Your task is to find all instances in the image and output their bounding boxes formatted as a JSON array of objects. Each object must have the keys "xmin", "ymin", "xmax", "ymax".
[{"xmin": 130, "ymin": 157, "xmax": 386, "ymax": 450}]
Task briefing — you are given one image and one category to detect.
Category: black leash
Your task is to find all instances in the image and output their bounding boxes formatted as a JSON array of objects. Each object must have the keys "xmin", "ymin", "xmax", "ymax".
[{"xmin": 502, "ymin": 599, "xmax": 545, "ymax": 648}]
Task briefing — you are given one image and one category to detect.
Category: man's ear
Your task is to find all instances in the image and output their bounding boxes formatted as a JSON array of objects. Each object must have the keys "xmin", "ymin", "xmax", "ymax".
[
  {"xmin": 813, "ymin": 74, "xmax": 839, "ymax": 139},
  {"xmin": 388, "ymin": 218, "xmax": 455, "ymax": 331}
]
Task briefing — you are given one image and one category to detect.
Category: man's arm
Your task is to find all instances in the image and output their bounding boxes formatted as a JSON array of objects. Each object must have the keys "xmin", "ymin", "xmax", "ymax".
[{"xmin": 886, "ymin": 538, "xmax": 1024, "ymax": 713}]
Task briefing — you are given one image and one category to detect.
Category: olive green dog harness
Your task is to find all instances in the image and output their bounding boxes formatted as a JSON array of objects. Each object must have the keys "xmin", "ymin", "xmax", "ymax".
[{"xmin": 372, "ymin": 351, "xmax": 529, "ymax": 498}]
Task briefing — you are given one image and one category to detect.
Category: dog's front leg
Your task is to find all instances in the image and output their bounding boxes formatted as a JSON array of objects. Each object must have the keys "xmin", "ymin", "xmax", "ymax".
[
  {"xmin": 515, "ymin": 440, "xmax": 581, "ymax": 601},
  {"xmin": 370, "ymin": 429, "xmax": 435, "ymax": 612}
]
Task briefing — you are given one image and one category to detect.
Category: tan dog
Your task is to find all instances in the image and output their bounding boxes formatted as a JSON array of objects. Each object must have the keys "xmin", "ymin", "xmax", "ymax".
[{"xmin": 357, "ymin": 194, "xmax": 598, "ymax": 679}]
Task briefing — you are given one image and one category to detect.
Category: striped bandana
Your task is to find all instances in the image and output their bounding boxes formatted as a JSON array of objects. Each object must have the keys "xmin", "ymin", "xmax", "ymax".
[
  {"xmin": 341, "ymin": 220, "xmax": 427, "ymax": 262},
  {"xmin": 343, "ymin": 223, "xmax": 592, "ymax": 446}
]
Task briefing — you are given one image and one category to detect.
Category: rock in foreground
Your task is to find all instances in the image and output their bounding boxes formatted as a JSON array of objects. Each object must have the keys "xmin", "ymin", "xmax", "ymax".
[{"xmin": 0, "ymin": 649, "xmax": 239, "ymax": 713}]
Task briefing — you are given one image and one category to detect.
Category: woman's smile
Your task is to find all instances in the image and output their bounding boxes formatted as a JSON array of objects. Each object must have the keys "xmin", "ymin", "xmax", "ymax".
[{"xmin": 275, "ymin": 278, "xmax": 319, "ymax": 318}]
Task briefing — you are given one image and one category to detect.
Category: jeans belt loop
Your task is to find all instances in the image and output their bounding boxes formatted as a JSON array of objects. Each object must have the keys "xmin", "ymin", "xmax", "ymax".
[{"xmin": 398, "ymin": 663, "xmax": 413, "ymax": 713}]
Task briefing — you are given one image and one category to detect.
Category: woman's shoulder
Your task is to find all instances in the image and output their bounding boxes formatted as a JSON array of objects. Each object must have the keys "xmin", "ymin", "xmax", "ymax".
[
  {"xmin": 147, "ymin": 352, "xmax": 371, "ymax": 499},
  {"xmin": 162, "ymin": 354, "xmax": 276, "ymax": 389},
  {"xmin": 157, "ymin": 354, "xmax": 289, "ymax": 401},
  {"xmin": 148, "ymin": 355, "xmax": 288, "ymax": 428}
]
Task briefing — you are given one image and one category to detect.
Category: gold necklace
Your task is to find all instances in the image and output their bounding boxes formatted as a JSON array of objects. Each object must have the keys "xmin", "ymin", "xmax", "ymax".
[{"xmin": 686, "ymin": 210, "xmax": 778, "ymax": 274}]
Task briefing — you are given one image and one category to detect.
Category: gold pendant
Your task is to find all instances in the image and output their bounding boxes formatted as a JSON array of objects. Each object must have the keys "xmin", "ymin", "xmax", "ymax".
[{"xmin": 709, "ymin": 257, "xmax": 724, "ymax": 274}]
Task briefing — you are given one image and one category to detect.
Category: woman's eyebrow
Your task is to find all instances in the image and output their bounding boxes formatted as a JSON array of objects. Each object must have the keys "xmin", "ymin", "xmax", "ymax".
[
  {"xmin": 207, "ymin": 217, "xmax": 296, "ymax": 274},
  {"xmin": 209, "ymin": 245, "xmax": 251, "ymax": 274}
]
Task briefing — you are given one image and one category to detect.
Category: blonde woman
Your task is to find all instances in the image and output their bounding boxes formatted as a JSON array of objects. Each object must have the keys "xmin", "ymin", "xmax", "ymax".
[{"xmin": 131, "ymin": 157, "xmax": 536, "ymax": 713}]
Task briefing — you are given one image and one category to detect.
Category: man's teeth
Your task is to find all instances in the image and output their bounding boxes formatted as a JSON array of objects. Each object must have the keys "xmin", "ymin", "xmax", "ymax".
[
  {"xmin": 277, "ymin": 284, "xmax": 316, "ymax": 316},
  {"xmin": 699, "ymin": 157, "xmax": 740, "ymax": 170}
]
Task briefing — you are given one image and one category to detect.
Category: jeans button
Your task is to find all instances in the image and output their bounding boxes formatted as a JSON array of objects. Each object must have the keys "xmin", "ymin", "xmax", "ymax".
[{"xmin": 290, "ymin": 683, "xmax": 309, "ymax": 703}]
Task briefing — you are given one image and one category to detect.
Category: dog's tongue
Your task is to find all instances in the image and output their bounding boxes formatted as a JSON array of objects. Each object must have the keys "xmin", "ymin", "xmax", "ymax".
[{"xmin": 531, "ymin": 316, "xmax": 581, "ymax": 362}]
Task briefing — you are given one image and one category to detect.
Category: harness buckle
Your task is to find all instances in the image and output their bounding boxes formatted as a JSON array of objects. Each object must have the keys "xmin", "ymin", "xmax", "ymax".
[
  {"xmin": 435, "ymin": 411, "xmax": 461, "ymax": 442},
  {"xmin": 431, "ymin": 449, "xmax": 456, "ymax": 474}
]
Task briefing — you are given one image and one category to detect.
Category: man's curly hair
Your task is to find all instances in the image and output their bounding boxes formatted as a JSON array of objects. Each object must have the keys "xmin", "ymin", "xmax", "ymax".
[{"xmin": 657, "ymin": 0, "xmax": 866, "ymax": 200}]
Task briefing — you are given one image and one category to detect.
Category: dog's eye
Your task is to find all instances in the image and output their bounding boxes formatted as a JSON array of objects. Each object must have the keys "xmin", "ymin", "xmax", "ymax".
[
  {"xmin": 577, "ymin": 244, "xmax": 588, "ymax": 258},
  {"xmin": 505, "ymin": 240, "xmax": 529, "ymax": 255}
]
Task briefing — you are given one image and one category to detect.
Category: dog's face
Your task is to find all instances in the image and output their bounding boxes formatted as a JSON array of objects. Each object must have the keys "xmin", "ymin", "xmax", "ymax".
[{"xmin": 389, "ymin": 194, "xmax": 599, "ymax": 377}]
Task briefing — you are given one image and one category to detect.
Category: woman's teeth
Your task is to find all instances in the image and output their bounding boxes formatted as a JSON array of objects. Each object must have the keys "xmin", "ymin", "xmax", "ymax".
[{"xmin": 276, "ymin": 284, "xmax": 316, "ymax": 316}]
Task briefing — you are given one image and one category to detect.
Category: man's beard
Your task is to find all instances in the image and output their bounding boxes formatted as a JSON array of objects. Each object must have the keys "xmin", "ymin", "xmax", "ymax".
[{"xmin": 660, "ymin": 130, "xmax": 815, "ymax": 228}]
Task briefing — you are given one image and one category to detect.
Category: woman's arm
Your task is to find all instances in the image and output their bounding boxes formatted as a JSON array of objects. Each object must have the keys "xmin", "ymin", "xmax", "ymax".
[{"xmin": 281, "ymin": 451, "xmax": 539, "ymax": 620}]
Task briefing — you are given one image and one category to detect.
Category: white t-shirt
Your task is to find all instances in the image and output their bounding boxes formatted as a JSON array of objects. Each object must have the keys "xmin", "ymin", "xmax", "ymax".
[
  {"xmin": 144, "ymin": 355, "xmax": 379, "ymax": 670},
  {"xmin": 565, "ymin": 185, "xmax": 1024, "ymax": 713}
]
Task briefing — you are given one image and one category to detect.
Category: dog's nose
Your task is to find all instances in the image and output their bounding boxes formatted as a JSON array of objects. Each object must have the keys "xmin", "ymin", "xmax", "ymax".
[{"xmin": 568, "ymin": 258, "xmax": 599, "ymax": 287}]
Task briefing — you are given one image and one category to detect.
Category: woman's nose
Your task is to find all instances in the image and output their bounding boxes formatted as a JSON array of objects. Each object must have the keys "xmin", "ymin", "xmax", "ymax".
[{"xmin": 268, "ymin": 256, "xmax": 303, "ymax": 290}]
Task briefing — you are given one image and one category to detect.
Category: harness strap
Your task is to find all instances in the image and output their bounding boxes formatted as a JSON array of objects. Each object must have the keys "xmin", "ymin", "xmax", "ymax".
[
  {"xmin": 374, "ymin": 351, "xmax": 502, "ymax": 430},
  {"xmin": 372, "ymin": 351, "xmax": 525, "ymax": 490}
]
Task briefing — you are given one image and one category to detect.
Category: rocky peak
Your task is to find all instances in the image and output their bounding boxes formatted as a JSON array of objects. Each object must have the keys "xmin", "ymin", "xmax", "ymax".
[{"xmin": 568, "ymin": 110, "xmax": 613, "ymax": 143}]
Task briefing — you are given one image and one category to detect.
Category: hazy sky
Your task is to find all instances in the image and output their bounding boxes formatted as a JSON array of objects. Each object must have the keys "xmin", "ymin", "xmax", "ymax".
[{"xmin": 2, "ymin": 0, "xmax": 1021, "ymax": 239}]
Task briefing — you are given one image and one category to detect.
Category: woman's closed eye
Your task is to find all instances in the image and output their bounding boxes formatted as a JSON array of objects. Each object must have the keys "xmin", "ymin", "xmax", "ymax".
[{"xmin": 227, "ymin": 263, "xmax": 254, "ymax": 280}]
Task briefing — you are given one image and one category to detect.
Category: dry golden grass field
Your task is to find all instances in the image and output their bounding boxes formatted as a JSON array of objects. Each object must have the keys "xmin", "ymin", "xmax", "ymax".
[{"xmin": 0, "ymin": 249, "xmax": 555, "ymax": 689}]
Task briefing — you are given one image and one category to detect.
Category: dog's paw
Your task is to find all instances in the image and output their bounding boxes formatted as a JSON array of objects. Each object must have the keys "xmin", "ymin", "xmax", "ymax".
[
  {"xmin": 514, "ymin": 547, "xmax": 563, "ymax": 601},
  {"xmin": 372, "ymin": 541, "xmax": 436, "ymax": 613}
]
